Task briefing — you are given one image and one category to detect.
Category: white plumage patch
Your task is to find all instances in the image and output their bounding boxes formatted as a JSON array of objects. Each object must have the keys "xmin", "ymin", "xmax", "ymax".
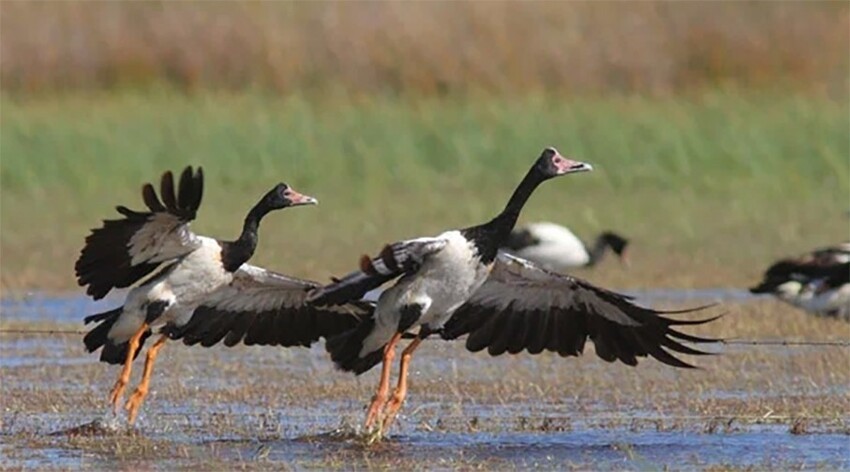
[
  {"xmin": 507, "ymin": 222, "xmax": 591, "ymax": 269},
  {"xmin": 128, "ymin": 213, "xmax": 201, "ymax": 265},
  {"xmin": 466, "ymin": 253, "xmax": 641, "ymax": 326}
]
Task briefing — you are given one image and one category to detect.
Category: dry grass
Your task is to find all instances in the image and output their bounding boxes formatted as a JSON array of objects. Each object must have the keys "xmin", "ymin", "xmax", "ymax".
[
  {"xmin": 1, "ymin": 2, "xmax": 846, "ymax": 95},
  {"xmin": 1, "ymin": 300, "xmax": 848, "ymax": 469}
]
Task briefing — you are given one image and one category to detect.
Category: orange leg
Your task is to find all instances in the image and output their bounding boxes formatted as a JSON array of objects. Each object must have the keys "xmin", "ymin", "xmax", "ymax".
[
  {"xmin": 108, "ymin": 322, "xmax": 149, "ymax": 413},
  {"xmin": 364, "ymin": 332, "xmax": 403, "ymax": 431},
  {"xmin": 125, "ymin": 334, "xmax": 168, "ymax": 424},
  {"xmin": 380, "ymin": 336, "xmax": 423, "ymax": 433}
]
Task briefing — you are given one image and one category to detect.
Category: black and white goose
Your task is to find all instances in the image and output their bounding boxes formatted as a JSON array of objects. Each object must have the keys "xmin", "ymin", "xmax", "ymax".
[
  {"xmin": 502, "ymin": 222, "xmax": 629, "ymax": 271},
  {"xmin": 76, "ymin": 166, "xmax": 368, "ymax": 424},
  {"xmin": 749, "ymin": 243, "xmax": 850, "ymax": 320},
  {"xmin": 308, "ymin": 148, "xmax": 720, "ymax": 440}
]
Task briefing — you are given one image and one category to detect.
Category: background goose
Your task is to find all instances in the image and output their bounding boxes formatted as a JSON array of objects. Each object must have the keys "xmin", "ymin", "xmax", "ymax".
[
  {"xmin": 76, "ymin": 166, "xmax": 368, "ymax": 424},
  {"xmin": 502, "ymin": 222, "xmax": 629, "ymax": 271},
  {"xmin": 308, "ymin": 147, "xmax": 720, "ymax": 440},
  {"xmin": 749, "ymin": 243, "xmax": 850, "ymax": 320}
]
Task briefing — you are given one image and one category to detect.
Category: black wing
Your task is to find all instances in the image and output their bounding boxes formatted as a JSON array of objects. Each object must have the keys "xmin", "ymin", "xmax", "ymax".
[
  {"xmin": 441, "ymin": 253, "xmax": 720, "ymax": 368},
  {"xmin": 168, "ymin": 264, "xmax": 371, "ymax": 348},
  {"xmin": 75, "ymin": 166, "xmax": 204, "ymax": 299},
  {"xmin": 307, "ymin": 237, "xmax": 448, "ymax": 306}
]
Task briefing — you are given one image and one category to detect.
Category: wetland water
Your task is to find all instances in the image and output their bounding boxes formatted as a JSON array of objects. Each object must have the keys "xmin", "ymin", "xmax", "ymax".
[{"xmin": 1, "ymin": 291, "xmax": 848, "ymax": 470}]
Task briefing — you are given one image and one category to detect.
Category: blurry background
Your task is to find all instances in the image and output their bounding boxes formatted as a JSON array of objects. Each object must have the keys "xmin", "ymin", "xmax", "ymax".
[{"xmin": 1, "ymin": 1, "xmax": 848, "ymax": 293}]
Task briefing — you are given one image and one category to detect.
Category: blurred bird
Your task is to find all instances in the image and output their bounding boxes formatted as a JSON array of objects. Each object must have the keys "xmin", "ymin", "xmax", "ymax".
[
  {"xmin": 501, "ymin": 222, "xmax": 629, "ymax": 271},
  {"xmin": 749, "ymin": 243, "xmax": 850, "ymax": 320}
]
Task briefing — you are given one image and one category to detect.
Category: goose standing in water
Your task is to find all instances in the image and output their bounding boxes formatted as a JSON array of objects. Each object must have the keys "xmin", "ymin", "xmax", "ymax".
[
  {"xmin": 502, "ymin": 222, "xmax": 629, "ymax": 271},
  {"xmin": 749, "ymin": 243, "xmax": 850, "ymax": 320},
  {"xmin": 309, "ymin": 148, "xmax": 720, "ymax": 441},
  {"xmin": 76, "ymin": 166, "xmax": 368, "ymax": 424}
]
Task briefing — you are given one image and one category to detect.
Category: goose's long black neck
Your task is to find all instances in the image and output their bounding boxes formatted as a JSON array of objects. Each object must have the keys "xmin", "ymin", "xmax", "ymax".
[
  {"xmin": 221, "ymin": 203, "xmax": 270, "ymax": 272},
  {"xmin": 463, "ymin": 167, "xmax": 545, "ymax": 263},
  {"xmin": 586, "ymin": 236, "xmax": 610, "ymax": 267}
]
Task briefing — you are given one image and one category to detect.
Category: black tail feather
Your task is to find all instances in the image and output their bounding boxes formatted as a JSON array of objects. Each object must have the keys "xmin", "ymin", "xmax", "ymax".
[
  {"xmin": 83, "ymin": 307, "xmax": 150, "ymax": 365},
  {"xmin": 83, "ymin": 308, "xmax": 122, "ymax": 352},
  {"xmin": 325, "ymin": 317, "xmax": 384, "ymax": 375}
]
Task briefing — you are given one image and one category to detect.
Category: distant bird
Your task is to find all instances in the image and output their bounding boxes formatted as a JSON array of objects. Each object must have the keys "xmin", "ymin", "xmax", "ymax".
[
  {"xmin": 308, "ymin": 147, "xmax": 720, "ymax": 441},
  {"xmin": 502, "ymin": 222, "xmax": 629, "ymax": 271},
  {"xmin": 76, "ymin": 166, "xmax": 368, "ymax": 424},
  {"xmin": 749, "ymin": 243, "xmax": 850, "ymax": 320}
]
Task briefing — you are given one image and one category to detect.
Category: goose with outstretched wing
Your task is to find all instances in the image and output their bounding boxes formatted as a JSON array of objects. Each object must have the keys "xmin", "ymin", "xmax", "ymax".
[
  {"xmin": 308, "ymin": 147, "xmax": 722, "ymax": 441},
  {"xmin": 440, "ymin": 253, "xmax": 717, "ymax": 365},
  {"xmin": 78, "ymin": 166, "xmax": 367, "ymax": 424}
]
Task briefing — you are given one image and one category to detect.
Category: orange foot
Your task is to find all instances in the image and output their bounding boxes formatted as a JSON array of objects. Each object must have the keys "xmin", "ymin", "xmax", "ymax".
[
  {"xmin": 125, "ymin": 387, "xmax": 148, "ymax": 425},
  {"xmin": 109, "ymin": 378, "xmax": 128, "ymax": 414}
]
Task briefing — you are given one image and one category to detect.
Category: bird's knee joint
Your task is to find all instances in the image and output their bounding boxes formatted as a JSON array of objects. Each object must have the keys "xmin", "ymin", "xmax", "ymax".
[{"xmin": 384, "ymin": 347, "xmax": 396, "ymax": 361}]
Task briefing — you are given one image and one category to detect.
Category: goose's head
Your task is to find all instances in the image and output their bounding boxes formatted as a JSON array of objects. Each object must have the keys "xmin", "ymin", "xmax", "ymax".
[
  {"xmin": 536, "ymin": 147, "xmax": 593, "ymax": 178},
  {"xmin": 262, "ymin": 183, "xmax": 318, "ymax": 210}
]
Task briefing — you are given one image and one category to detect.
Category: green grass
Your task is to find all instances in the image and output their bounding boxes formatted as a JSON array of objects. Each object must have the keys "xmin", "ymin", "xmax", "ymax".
[{"xmin": 1, "ymin": 89, "xmax": 847, "ymax": 293}]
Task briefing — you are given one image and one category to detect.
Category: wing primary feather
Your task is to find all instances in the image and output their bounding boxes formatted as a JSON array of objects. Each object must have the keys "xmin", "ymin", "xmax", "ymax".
[
  {"xmin": 223, "ymin": 313, "xmax": 255, "ymax": 347},
  {"xmin": 526, "ymin": 309, "xmax": 550, "ymax": 355},
  {"xmin": 666, "ymin": 327, "xmax": 722, "ymax": 344},
  {"xmin": 142, "ymin": 183, "xmax": 165, "ymax": 212},
  {"xmin": 663, "ymin": 313, "xmax": 725, "ymax": 326},
  {"xmin": 487, "ymin": 306, "xmax": 519, "ymax": 356},
  {"xmin": 466, "ymin": 309, "xmax": 499, "ymax": 353},
  {"xmin": 655, "ymin": 303, "xmax": 719, "ymax": 315},
  {"xmin": 243, "ymin": 311, "xmax": 274, "ymax": 346},
  {"xmin": 160, "ymin": 170, "xmax": 177, "ymax": 213},
  {"xmin": 177, "ymin": 166, "xmax": 194, "ymax": 212},
  {"xmin": 660, "ymin": 336, "xmax": 715, "ymax": 356},
  {"xmin": 507, "ymin": 309, "xmax": 534, "ymax": 355},
  {"xmin": 645, "ymin": 344, "xmax": 698, "ymax": 369},
  {"xmin": 191, "ymin": 167, "xmax": 204, "ymax": 212}
]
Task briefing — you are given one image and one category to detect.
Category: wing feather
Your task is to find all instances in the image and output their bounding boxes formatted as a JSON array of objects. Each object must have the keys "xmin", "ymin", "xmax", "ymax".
[
  {"xmin": 308, "ymin": 237, "xmax": 448, "ymax": 306},
  {"xmin": 167, "ymin": 265, "xmax": 371, "ymax": 349},
  {"xmin": 442, "ymin": 253, "xmax": 720, "ymax": 368},
  {"xmin": 75, "ymin": 166, "xmax": 204, "ymax": 300}
]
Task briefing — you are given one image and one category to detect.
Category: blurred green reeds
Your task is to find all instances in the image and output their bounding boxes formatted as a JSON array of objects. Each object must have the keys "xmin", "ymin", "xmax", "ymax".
[{"xmin": 1, "ymin": 90, "xmax": 847, "ymax": 292}]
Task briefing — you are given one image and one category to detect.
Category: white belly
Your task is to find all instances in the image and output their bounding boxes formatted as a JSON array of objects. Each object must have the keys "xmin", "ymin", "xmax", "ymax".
[
  {"xmin": 798, "ymin": 284, "xmax": 850, "ymax": 318},
  {"xmin": 361, "ymin": 231, "xmax": 489, "ymax": 355},
  {"xmin": 109, "ymin": 237, "xmax": 232, "ymax": 341}
]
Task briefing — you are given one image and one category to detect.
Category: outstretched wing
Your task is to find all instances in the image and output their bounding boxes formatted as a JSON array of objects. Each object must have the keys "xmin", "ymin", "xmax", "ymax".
[
  {"xmin": 75, "ymin": 166, "xmax": 204, "ymax": 299},
  {"xmin": 441, "ymin": 253, "xmax": 720, "ymax": 368},
  {"xmin": 167, "ymin": 264, "xmax": 371, "ymax": 348},
  {"xmin": 307, "ymin": 237, "xmax": 448, "ymax": 306}
]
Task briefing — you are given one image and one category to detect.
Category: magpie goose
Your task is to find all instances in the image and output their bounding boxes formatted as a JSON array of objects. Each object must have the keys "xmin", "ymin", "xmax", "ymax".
[
  {"xmin": 308, "ymin": 148, "xmax": 720, "ymax": 440},
  {"xmin": 76, "ymin": 166, "xmax": 368, "ymax": 424},
  {"xmin": 750, "ymin": 243, "xmax": 850, "ymax": 320},
  {"xmin": 503, "ymin": 222, "xmax": 629, "ymax": 271}
]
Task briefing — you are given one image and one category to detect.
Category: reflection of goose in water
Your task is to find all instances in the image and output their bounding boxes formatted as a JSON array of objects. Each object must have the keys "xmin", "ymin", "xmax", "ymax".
[
  {"xmin": 502, "ymin": 222, "xmax": 629, "ymax": 271},
  {"xmin": 749, "ymin": 243, "xmax": 850, "ymax": 320}
]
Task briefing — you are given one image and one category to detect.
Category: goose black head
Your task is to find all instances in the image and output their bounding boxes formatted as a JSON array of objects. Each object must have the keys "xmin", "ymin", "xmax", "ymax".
[
  {"xmin": 535, "ymin": 147, "xmax": 593, "ymax": 178},
  {"xmin": 601, "ymin": 232, "xmax": 629, "ymax": 255},
  {"xmin": 601, "ymin": 231, "xmax": 630, "ymax": 266},
  {"xmin": 262, "ymin": 183, "xmax": 318, "ymax": 210}
]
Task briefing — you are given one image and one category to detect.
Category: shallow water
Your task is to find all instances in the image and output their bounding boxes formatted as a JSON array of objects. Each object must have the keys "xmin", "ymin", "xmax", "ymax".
[{"xmin": 1, "ymin": 292, "xmax": 848, "ymax": 470}]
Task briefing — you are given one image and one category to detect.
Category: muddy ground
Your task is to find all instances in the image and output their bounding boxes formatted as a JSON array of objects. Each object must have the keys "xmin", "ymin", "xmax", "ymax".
[{"xmin": 1, "ymin": 293, "xmax": 849, "ymax": 470}]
